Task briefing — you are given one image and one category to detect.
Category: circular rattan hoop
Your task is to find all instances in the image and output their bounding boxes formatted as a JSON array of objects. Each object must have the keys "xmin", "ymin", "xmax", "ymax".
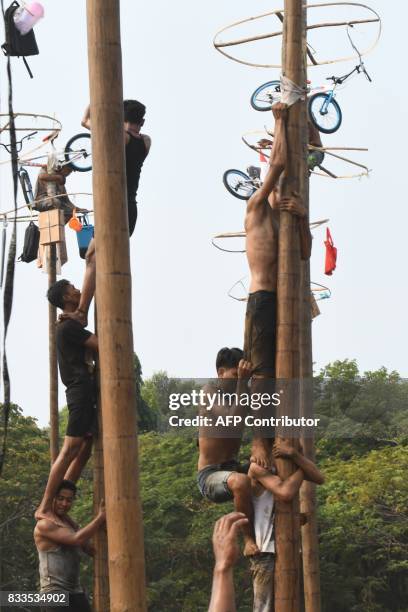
[
  {"xmin": 227, "ymin": 276, "xmax": 331, "ymax": 301},
  {"xmin": 241, "ymin": 131, "xmax": 370, "ymax": 179},
  {"xmin": 213, "ymin": 3, "xmax": 381, "ymax": 68},
  {"xmin": 212, "ymin": 219, "xmax": 329, "ymax": 253}
]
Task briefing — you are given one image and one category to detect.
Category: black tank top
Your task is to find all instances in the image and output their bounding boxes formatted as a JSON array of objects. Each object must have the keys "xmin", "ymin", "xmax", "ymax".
[{"xmin": 126, "ymin": 133, "xmax": 148, "ymax": 201}]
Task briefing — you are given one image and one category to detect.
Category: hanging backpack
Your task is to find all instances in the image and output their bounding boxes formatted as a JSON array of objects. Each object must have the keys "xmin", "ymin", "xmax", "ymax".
[
  {"xmin": 2, "ymin": 1, "xmax": 39, "ymax": 79},
  {"xmin": 18, "ymin": 221, "xmax": 40, "ymax": 263}
]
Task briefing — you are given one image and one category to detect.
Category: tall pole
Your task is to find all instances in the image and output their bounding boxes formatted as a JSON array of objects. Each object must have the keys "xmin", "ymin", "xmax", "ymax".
[
  {"xmin": 46, "ymin": 178, "xmax": 59, "ymax": 464},
  {"xmin": 93, "ymin": 311, "xmax": 110, "ymax": 612},
  {"xmin": 86, "ymin": 2, "xmax": 147, "ymax": 611},
  {"xmin": 48, "ymin": 244, "xmax": 58, "ymax": 463},
  {"xmin": 274, "ymin": 1, "xmax": 307, "ymax": 610},
  {"xmin": 299, "ymin": 267, "xmax": 321, "ymax": 611}
]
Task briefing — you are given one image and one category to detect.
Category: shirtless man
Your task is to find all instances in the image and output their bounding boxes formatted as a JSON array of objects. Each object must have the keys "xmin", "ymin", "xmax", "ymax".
[
  {"xmin": 244, "ymin": 103, "xmax": 312, "ymax": 468},
  {"xmin": 34, "ymin": 480, "xmax": 106, "ymax": 612},
  {"xmin": 197, "ymin": 347, "xmax": 259, "ymax": 556}
]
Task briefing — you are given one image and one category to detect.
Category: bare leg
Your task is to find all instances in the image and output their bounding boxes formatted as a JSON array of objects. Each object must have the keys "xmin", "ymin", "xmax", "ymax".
[
  {"xmin": 35, "ymin": 436, "xmax": 83, "ymax": 522},
  {"xmin": 64, "ymin": 437, "xmax": 93, "ymax": 483},
  {"xmin": 250, "ymin": 377, "xmax": 274, "ymax": 468},
  {"xmin": 228, "ymin": 473, "xmax": 259, "ymax": 557}
]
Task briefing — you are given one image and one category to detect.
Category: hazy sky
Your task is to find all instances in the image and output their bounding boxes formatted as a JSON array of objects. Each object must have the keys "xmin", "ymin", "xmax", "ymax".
[{"xmin": 0, "ymin": 0, "xmax": 406, "ymax": 428}]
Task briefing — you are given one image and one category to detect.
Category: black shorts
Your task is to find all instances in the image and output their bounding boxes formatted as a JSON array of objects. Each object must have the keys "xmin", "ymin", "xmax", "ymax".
[
  {"xmin": 41, "ymin": 593, "xmax": 91, "ymax": 612},
  {"xmin": 244, "ymin": 290, "xmax": 276, "ymax": 377},
  {"xmin": 66, "ymin": 397, "xmax": 96, "ymax": 438}
]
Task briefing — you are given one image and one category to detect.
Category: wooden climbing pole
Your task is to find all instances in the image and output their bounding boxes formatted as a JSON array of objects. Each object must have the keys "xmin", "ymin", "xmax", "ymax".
[
  {"xmin": 86, "ymin": 1, "xmax": 147, "ymax": 611},
  {"xmin": 47, "ymin": 243, "xmax": 58, "ymax": 463},
  {"xmin": 93, "ymin": 311, "xmax": 110, "ymax": 612},
  {"xmin": 274, "ymin": 1, "xmax": 308, "ymax": 610},
  {"xmin": 299, "ymin": 237, "xmax": 321, "ymax": 608},
  {"xmin": 46, "ymin": 179, "xmax": 59, "ymax": 464}
]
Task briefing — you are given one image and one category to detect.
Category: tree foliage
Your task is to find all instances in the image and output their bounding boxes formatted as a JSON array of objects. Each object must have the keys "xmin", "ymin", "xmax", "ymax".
[{"xmin": 0, "ymin": 360, "xmax": 407, "ymax": 611}]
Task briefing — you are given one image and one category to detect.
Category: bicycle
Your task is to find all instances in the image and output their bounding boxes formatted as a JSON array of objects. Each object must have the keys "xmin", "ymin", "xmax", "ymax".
[
  {"xmin": 223, "ymin": 148, "xmax": 328, "ymax": 199},
  {"xmin": 0, "ymin": 131, "xmax": 92, "ymax": 205},
  {"xmin": 223, "ymin": 166, "xmax": 261, "ymax": 200},
  {"xmin": 250, "ymin": 59, "xmax": 371, "ymax": 134}
]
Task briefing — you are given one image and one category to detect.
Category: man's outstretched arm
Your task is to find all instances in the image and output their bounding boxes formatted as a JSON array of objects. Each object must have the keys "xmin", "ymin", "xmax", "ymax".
[
  {"xmin": 273, "ymin": 440, "xmax": 325, "ymax": 485},
  {"xmin": 249, "ymin": 461, "xmax": 305, "ymax": 502},
  {"xmin": 208, "ymin": 513, "xmax": 248, "ymax": 612},
  {"xmin": 247, "ymin": 103, "xmax": 287, "ymax": 211}
]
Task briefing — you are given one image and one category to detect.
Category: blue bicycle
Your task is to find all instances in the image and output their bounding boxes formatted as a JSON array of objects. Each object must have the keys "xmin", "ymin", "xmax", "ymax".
[{"xmin": 250, "ymin": 60, "xmax": 372, "ymax": 134}]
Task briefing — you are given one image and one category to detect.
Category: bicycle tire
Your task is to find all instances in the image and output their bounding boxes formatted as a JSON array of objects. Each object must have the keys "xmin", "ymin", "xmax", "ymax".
[
  {"xmin": 223, "ymin": 169, "xmax": 256, "ymax": 200},
  {"xmin": 250, "ymin": 80, "xmax": 281, "ymax": 112},
  {"xmin": 308, "ymin": 93, "xmax": 342, "ymax": 134},
  {"xmin": 64, "ymin": 133, "xmax": 92, "ymax": 172},
  {"xmin": 18, "ymin": 169, "xmax": 34, "ymax": 204}
]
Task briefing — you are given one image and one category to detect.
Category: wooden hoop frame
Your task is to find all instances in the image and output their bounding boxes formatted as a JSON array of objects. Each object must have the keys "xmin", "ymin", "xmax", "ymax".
[
  {"xmin": 212, "ymin": 219, "xmax": 329, "ymax": 253},
  {"xmin": 241, "ymin": 130, "xmax": 370, "ymax": 179},
  {"xmin": 228, "ymin": 276, "xmax": 332, "ymax": 302},
  {"xmin": 213, "ymin": 3, "xmax": 381, "ymax": 68}
]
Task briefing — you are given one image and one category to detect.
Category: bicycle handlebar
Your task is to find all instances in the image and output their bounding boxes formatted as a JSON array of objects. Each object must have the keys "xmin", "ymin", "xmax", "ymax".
[{"xmin": 0, "ymin": 130, "xmax": 38, "ymax": 154}]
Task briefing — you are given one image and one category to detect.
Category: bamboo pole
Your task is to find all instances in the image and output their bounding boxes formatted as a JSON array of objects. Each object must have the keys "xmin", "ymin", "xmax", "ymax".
[
  {"xmin": 86, "ymin": 2, "xmax": 147, "ymax": 611},
  {"xmin": 274, "ymin": 1, "xmax": 307, "ymax": 610},
  {"xmin": 92, "ymin": 329, "xmax": 110, "ymax": 612},
  {"xmin": 47, "ymin": 242, "xmax": 58, "ymax": 464},
  {"xmin": 299, "ymin": 227, "xmax": 321, "ymax": 610},
  {"xmin": 46, "ymin": 178, "xmax": 59, "ymax": 464}
]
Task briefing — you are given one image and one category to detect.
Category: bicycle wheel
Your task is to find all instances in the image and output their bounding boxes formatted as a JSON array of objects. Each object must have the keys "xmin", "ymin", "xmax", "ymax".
[
  {"xmin": 223, "ymin": 169, "xmax": 256, "ymax": 200},
  {"xmin": 308, "ymin": 94, "xmax": 342, "ymax": 134},
  {"xmin": 250, "ymin": 80, "xmax": 281, "ymax": 112},
  {"xmin": 64, "ymin": 133, "xmax": 92, "ymax": 172},
  {"xmin": 18, "ymin": 168, "xmax": 34, "ymax": 204}
]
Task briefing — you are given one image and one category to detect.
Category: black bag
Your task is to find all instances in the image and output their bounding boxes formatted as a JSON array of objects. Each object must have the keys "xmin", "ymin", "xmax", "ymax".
[
  {"xmin": 2, "ymin": 1, "xmax": 39, "ymax": 78},
  {"xmin": 18, "ymin": 221, "xmax": 39, "ymax": 263}
]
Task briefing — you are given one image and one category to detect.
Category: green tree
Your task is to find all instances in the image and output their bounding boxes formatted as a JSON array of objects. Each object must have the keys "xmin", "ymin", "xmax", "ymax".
[{"xmin": 0, "ymin": 405, "xmax": 49, "ymax": 592}]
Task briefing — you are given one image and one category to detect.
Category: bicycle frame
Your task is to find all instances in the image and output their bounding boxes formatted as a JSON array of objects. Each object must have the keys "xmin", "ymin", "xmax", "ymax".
[{"xmin": 312, "ymin": 62, "xmax": 370, "ymax": 115}]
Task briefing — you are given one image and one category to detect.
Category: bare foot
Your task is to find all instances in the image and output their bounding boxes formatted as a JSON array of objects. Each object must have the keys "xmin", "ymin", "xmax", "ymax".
[
  {"xmin": 59, "ymin": 310, "xmax": 88, "ymax": 327},
  {"xmin": 250, "ymin": 440, "xmax": 270, "ymax": 468},
  {"xmin": 243, "ymin": 538, "xmax": 260, "ymax": 557}
]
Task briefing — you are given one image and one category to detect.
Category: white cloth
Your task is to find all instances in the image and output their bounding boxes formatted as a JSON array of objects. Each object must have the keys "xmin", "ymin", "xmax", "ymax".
[
  {"xmin": 253, "ymin": 489, "xmax": 275, "ymax": 553},
  {"xmin": 280, "ymin": 75, "xmax": 308, "ymax": 107}
]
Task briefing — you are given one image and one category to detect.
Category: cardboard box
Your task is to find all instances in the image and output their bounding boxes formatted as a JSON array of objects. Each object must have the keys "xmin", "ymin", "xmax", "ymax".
[{"xmin": 39, "ymin": 209, "xmax": 65, "ymax": 246}]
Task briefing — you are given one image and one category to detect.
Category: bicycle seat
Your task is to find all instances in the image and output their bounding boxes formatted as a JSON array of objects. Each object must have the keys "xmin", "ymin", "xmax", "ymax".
[{"xmin": 247, "ymin": 166, "xmax": 261, "ymax": 180}]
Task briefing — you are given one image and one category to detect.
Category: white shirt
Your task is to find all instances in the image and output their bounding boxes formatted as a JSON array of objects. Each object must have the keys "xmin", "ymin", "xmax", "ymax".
[{"xmin": 253, "ymin": 489, "xmax": 275, "ymax": 553}]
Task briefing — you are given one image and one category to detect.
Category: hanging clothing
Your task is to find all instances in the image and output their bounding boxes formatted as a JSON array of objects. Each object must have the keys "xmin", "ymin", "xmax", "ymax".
[
  {"xmin": 324, "ymin": 227, "xmax": 337, "ymax": 276},
  {"xmin": 253, "ymin": 488, "xmax": 275, "ymax": 553}
]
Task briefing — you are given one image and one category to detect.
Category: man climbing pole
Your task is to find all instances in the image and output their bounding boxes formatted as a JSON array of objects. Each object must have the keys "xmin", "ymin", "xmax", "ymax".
[
  {"xmin": 34, "ymin": 480, "xmax": 106, "ymax": 612},
  {"xmin": 244, "ymin": 102, "xmax": 312, "ymax": 468},
  {"xmin": 63, "ymin": 99, "xmax": 151, "ymax": 326},
  {"xmin": 197, "ymin": 347, "xmax": 260, "ymax": 556},
  {"xmin": 248, "ymin": 441, "xmax": 324, "ymax": 612},
  {"xmin": 35, "ymin": 280, "xmax": 98, "ymax": 523}
]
